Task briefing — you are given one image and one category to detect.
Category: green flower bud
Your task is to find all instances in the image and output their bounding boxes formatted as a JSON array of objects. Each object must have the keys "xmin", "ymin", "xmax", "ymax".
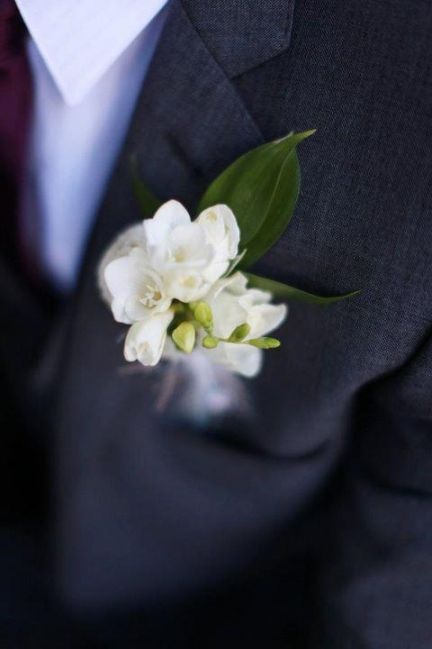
[
  {"xmin": 202, "ymin": 335, "xmax": 219, "ymax": 349},
  {"xmin": 228, "ymin": 322, "xmax": 250, "ymax": 342},
  {"xmin": 247, "ymin": 337, "xmax": 281, "ymax": 349},
  {"xmin": 193, "ymin": 301, "xmax": 213, "ymax": 331},
  {"xmin": 172, "ymin": 321, "xmax": 196, "ymax": 353}
]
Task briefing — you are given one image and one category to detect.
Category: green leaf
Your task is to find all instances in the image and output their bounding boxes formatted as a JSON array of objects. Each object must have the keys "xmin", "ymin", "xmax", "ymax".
[
  {"xmin": 197, "ymin": 130, "xmax": 315, "ymax": 268},
  {"xmin": 246, "ymin": 273, "xmax": 360, "ymax": 305},
  {"xmin": 130, "ymin": 156, "xmax": 161, "ymax": 218}
]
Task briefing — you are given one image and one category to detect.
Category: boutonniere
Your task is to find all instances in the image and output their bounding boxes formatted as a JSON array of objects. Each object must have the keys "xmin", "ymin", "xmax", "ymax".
[{"xmin": 98, "ymin": 131, "xmax": 357, "ymax": 379}]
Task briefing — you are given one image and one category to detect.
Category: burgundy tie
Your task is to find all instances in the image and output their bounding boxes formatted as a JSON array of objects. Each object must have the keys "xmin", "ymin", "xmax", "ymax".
[{"xmin": 0, "ymin": 0, "xmax": 33, "ymax": 271}]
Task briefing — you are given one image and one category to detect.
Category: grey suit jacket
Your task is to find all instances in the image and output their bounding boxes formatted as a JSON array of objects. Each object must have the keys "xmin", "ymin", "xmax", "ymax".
[{"xmin": 4, "ymin": 1, "xmax": 431, "ymax": 647}]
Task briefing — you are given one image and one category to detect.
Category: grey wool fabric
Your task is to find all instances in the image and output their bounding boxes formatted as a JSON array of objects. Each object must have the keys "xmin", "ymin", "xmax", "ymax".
[{"xmin": 1, "ymin": 1, "xmax": 431, "ymax": 647}]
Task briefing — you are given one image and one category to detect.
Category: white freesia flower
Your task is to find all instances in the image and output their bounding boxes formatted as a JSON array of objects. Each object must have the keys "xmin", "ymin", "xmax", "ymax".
[
  {"xmin": 203, "ymin": 272, "xmax": 287, "ymax": 377},
  {"xmin": 104, "ymin": 248, "xmax": 171, "ymax": 324},
  {"xmin": 144, "ymin": 200, "xmax": 217, "ymax": 301},
  {"xmin": 124, "ymin": 311, "xmax": 174, "ymax": 366},
  {"xmin": 99, "ymin": 200, "xmax": 242, "ymax": 310},
  {"xmin": 197, "ymin": 204, "xmax": 240, "ymax": 282}
]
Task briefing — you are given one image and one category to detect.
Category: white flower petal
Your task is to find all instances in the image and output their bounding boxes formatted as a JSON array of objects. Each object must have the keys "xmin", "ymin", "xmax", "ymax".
[
  {"xmin": 124, "ymin": 294, "xmax": 171, "ymax": 322},
  {"xmin": 104, "ymin": 254, "xmax": 146, "ymax": 302},
  {"xmin": 111, "ymin": 296, "xmax": 131, "ymax": 324},
  {"xmin": 198, "ymin": 204, "xmax": 240, "ymax": 258},
  {"xmin": 205, "ymin": 342, "xmax": 262, "ymax": 378},
  {"xmin": 226, "ymin": 271, "xmax": 249, "ymax": 294},
  {"xmin": 246, "ymin": 303, "xmax": 288, "ymax": 339},
  {"xmin": 166, "ymin": 222, "xmax": 213, "ymax": 268},
  {"xmin": 205, "ymin": 271, "xmax": 248, "ymax": 303},
  {"xmin": 124, "ymin": 311, "xmax": 174, "ymax": 367},
  {"xmin": 144, "ymin": 200, "xmax": 191, "ymax": 248},
  {"xmin": 97, "ymin": 224, "xmax": 147, "ymax": 304},
  {"xmin": 239, "ymin": 288, "xmax": 272, "ymax": 308},
  {"xmin": 198, "ymin": 206, "xmax": 225, "ymax": 241},
  {"xmin": 164, "ymin": 269, "xmax": 210, "ymax": 302},
  {"xmin": 104, "ymin": 254, "xmax": 170, "ymax": 324},
  {"xmin": 202, "ymin": 260, "xmax": 230, "ymax": 284},
  {"xmin": 211, "ymin": 289, "xmax": 248, "ymax": 339},
  {"xmin": 198, "ymin": 205, "xmax": 240, "ymax": 282}
]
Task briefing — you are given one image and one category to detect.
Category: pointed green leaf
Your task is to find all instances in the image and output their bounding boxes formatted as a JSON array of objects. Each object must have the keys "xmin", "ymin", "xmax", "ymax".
[
  {"xmin": 246, "ymin": 273, "xmax": 360, "ymax": 304},
  {"xmin": 130, "ymin": 156, "xmax": 161, "ymax": 218},
  {"xmin": 197, "ymin": 130, "xmax": 315, "ymax": 268}
]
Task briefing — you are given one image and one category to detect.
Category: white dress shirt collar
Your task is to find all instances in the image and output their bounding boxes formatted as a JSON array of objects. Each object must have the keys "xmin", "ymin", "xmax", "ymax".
[{"xmin": 15, "ymin": 0, "xmax": 169, "ymax": 105}]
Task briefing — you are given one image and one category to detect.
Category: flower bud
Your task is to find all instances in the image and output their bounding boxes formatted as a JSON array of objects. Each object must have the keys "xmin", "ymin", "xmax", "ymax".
[
  {"xmin": 202, "ymin": 335, "xmax": 219, "ymax": 349},
  {"xmin": 172, "ymin": 322, "xmax": 196, "ymax": 353},
  {"xmin": 228, "ymin": 322, "xmax": 250, "ymax": 342},
  {"xmin": 247, "ymin": 337, "xmax": 281, "ymax": 349},
  {"xmin": 193, "ymin": 301, "xmax": 213, "ymax": 331}
]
